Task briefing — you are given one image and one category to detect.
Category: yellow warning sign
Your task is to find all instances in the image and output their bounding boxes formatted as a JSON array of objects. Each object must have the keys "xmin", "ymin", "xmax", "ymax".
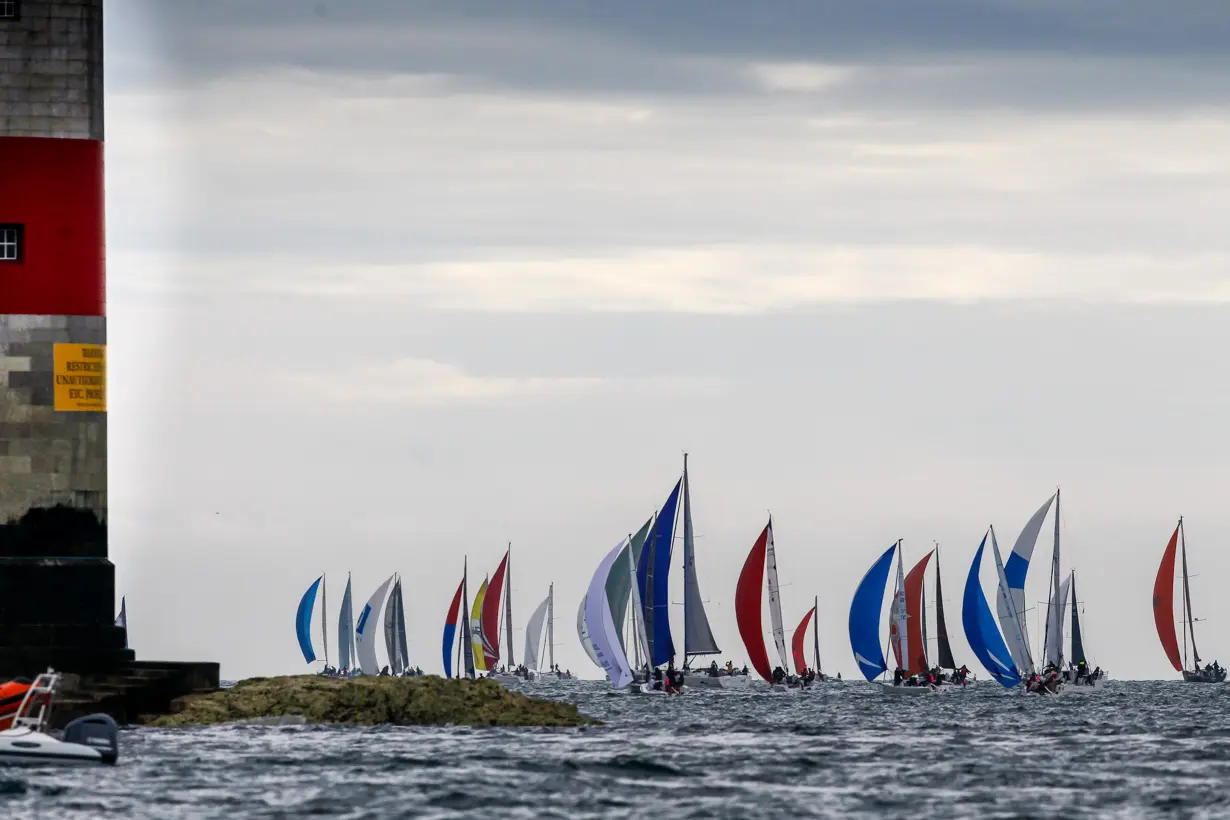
[{"xmin": 53, "ymin": 343, "xmax": 107, "ymax": 412}]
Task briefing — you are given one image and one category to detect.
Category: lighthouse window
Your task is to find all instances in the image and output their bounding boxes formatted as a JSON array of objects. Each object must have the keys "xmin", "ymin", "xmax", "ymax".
[
  {"xmin": 0, "ymin": 225, "xmax": 22, "ymax": 262},
  {"xmin": 0, "ymin": 2, "xmax": 18, "ymax": 21}
]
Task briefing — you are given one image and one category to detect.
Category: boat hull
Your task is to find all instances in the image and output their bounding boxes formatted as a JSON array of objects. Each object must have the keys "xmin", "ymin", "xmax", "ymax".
[
  {"xmin": 1183, "ymin": 669, "xmax": 1227, "ymax": 683},
  {"xmin": 0, "ymin": 729, "xmax": 110, "ymax": 765}
]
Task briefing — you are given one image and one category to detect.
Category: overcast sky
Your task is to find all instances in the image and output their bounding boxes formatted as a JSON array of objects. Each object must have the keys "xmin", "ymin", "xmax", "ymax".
[{"xmin": 103, "ymin": 1, "xmax": 1230, "ymax": 681}]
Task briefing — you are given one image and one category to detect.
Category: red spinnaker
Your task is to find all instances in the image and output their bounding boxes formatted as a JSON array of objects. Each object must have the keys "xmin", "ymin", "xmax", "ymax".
[
  {"xmin": 482, "ymin": 550, "xmax": 510, "ymax": 667},
  {"xmin": 736, "ymin": 524, "xmax": 774, "ymax": 683},
  {"xmin": 904, "ymin": 550, "xmax": 933, "ymax": 675},
  {"xmin": 445, "ymin": 579, "xmax": 463, "ymax": 626},
  {"xmin": 791, "ymin": 606, "xmax": 816, "ymax": 676},
  {"xmin": 1153, "ymin": 524, "xmax": 1183, "ymax": 672}
]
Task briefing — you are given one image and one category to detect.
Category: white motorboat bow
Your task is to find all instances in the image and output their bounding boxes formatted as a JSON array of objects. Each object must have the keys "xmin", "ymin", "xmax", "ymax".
[{"xmin": 0, "ymin": 671, "xmax": 119, "ymax": 766}]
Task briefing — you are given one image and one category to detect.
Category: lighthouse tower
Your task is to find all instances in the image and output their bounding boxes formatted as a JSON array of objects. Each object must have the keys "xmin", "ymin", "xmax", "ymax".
[{"xmin": 0, "ymin": 1, "xmax": 131, "ymax": 674}]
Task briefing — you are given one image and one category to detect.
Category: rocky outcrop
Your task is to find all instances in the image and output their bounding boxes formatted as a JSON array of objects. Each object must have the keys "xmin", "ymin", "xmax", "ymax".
[{"xmin": 150, "ymin": 675, "xmax": 599, "ymax": 728}]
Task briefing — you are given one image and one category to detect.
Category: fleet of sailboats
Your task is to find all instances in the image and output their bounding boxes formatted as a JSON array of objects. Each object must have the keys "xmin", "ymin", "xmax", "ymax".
[{"xmin": 291, "ymin": 472, "xmax": 1219, "ymax": 691}]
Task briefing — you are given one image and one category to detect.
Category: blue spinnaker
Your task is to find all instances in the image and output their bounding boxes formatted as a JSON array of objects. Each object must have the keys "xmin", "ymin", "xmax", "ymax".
[
  {"xmin": 296, "ymin": 575, "xmax": 322, "ymax": 664},
  {"xmin": 963, "ymin": 536, "xmax": 1021, "ymax": 688},
  {"xmin": 848, "ymin": 543, "xmax": 897, "ymax": 681},
  {"xmin": 637, "ymin": 478, "xmax": 681, "ymax": 666}
]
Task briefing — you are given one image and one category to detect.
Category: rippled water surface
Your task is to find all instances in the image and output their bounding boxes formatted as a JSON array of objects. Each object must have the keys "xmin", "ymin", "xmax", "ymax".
[{"xmin": 6, "ymin": 679, "xmax": 1230, "ymax": 818}]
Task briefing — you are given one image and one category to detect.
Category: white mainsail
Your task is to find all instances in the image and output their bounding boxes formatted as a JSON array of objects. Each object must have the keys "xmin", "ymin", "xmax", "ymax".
[
  {"xmin": 997, "ymin": 496, "xmax": 1053, "ymax": 674},
  {"xmin": 524, "ymin": 593, "xmax": 551, "ymax": 671},
  {"xmin": 990, "ymin": 528, "xmax": 1031, "ymax": 675},
  {"xmin": 356, "ymin": 574, "xmax": 395, "ymax": 675},
  {"xmin": 765, "ymin": 519, "xmax": 790, "ymax": 671},
  {"xmin": 577, "ymin": 595, "xmax": 602, "ymax": 669},
  {"xmin": 891, "ymin": 542, "xmax": 908, "ymax": 671}
]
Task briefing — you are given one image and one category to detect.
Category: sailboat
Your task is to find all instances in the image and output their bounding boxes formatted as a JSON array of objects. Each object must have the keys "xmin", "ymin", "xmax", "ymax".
[
  {"xmin": 523, "ymin": 584, "xmax": 557, "ymax": 680},
  {"xmin": 790, "ymin": 595, "xmax": 823, "ymax": 686},
  {"xmin": 1057, "ymin": 571, "xmax": 1103, "ymax": 688},
  {"xmin": 482, "ymin": 546, "xmax": 516, "ymax": 678},
  {"xmin": 442, "ymin": 559, "xmax": 478, "ymax": 679},
  {"xmin": 848, "ymin": 540, "xmax": 936, "ymax": 693},
  {"xmin": 962, "ymin": 528, "xmax": 1023, "ymax": 689},
  {"xmin": 928, "ymin": 546, "xmax": 965, "ymax": 682},
  {"xmin": 382, "ymin": 574, "xmax": 411, "ymax": 675},
  {"xmin": 295, "ymin": 574, "xmax": 329, "ymax": 669},
  {"xmin": 898, "ymin": 546, "xmax": 967, "ymax": 687},
  {"xmin": 635, "ymin": 454, "xmax": 721, "ymax": 674},
  {"xmin": 735, "ymin": 516, "xmax": 792, "ymax": 687},
  {"xmin": 337, "ymin": 574, "xmax": 356, "ymax": 674},
  {"xmin": 1154, "ymin": 518, "xmax": 1224, "ymax": 683}
]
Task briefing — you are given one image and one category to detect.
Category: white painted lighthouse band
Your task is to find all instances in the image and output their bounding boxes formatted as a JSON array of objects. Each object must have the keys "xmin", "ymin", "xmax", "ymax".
[{"xmin": 0, "ymin": 0, "xmax": 129, "ymax": 675}]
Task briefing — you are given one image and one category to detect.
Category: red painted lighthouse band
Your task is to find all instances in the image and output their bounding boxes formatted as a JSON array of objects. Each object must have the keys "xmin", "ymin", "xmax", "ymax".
[{"xmin": 0, "ymin": 136, "xmax": 105, "ymax": 317}]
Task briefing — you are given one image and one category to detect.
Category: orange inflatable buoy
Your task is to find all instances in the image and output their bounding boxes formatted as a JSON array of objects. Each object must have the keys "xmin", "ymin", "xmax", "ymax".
[{"xmin": 0, "ymin": 680, "xmax": 34, "ymax": 730}]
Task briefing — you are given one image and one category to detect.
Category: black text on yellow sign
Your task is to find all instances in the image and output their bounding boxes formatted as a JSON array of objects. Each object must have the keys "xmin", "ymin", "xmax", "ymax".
[{"xmin": 53, "ymin": 343, "xmax": 107, "ymax": 412}]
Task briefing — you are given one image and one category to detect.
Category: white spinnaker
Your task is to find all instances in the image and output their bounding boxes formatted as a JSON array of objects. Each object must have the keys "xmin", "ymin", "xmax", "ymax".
[
  {"xmin": 356, "ymin": 574, "xmax": 395, "ymax": 675},
  {"xmin": 764, "ymin": 520, "xmax": 790, "ymax": 671},
  {"xmin": 892, "ymin": 545, "xmax": 909, "ymax": 671},
  {"xmin": 524, "ymin": 594, "xmax": 550, "ymax": 671},
  {"xmin": 996, "ymin": 496, "xmax": 1054, "ymax": 674},
  {"xmin": 577, "ymin": 595, "xmax": 602, "ymax": 669},
  {"xmin": 1045, "ymin": 574, "xmax": 1073, "ymax": 667},
  {"xmin": 585, "ymin": 538, "xmax": 634, "ymax": 689}
]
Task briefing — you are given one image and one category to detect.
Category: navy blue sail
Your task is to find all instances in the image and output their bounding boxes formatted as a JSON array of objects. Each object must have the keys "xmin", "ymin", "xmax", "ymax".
[
  {"xmin": 848, "ymin": 542, "xmax": 897, "ymax": 681},
  {"xmin": 962, "ymin": 535, "xmax": 1020, "ymax": 688},
  {"xmin": 637, "ymin": 479, "xmax": 681, "ymax": 667},
  {"xmin": 296, "ymin": 575, "xmax": 322, "ymax": 664}
]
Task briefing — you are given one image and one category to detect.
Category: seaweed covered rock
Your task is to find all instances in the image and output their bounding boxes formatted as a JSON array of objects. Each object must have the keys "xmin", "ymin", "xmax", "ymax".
[{"xmin": 149, "ymin": 675, "xmax": 599, "ymax": 728}]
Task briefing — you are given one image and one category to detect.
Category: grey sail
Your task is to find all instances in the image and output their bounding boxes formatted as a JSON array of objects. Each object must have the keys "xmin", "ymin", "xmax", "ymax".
[
  {"xmin": 1070, "ymin": 572, "xmax": 1086, "ymax": 666},
  {"xmin": 383, "ymin": 577, "xmax": 400, "ymax": 673},
  {"xmin": 461, "ymin": 565, "xmax": 476, "ymax": 678},
  {"xmin": 682, "ymin": 456, "xmax": 720, "ymax": 657},
  {"xmin": 337, "ymin": 574, "xmax": 355, "ymax": 672}
]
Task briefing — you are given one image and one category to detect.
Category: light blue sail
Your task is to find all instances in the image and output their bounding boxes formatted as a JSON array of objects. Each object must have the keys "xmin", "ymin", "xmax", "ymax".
[
  {"xmin": 848, "ymin": 542, "xmax": 897, "ymax": 681},
  {"xmin": 296, "ymin": 575, "xmax": 322, "ymax": 664},
  {"xmin": 963, "ymin": 535, "xmax": 1021, "ymax": 688},
  {"xmin": 637, "ymin": 479, "xmax": 681, "ymax": 667}
]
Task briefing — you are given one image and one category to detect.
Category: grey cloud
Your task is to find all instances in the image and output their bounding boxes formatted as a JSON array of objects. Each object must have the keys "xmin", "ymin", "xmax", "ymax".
[{"xmin": 115, "ymin": 1, "xmax": 1230, "ymax": 112}]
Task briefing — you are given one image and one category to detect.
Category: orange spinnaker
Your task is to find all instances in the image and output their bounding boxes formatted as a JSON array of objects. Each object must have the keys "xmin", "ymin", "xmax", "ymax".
[
  {"xmin": 1153, "ymin": 524, "xmax": 1183, "ymax": 672},
  {"xmin": 904, "ymin": 550, "xmax": 934, "ymax": 675},
  {"xmin": 736, "ymin": 523, "xmax": 774, "ymax": 683},
  {"xmin": 791, "ymin": 606, "xmax": 816, "ymax": 676}
]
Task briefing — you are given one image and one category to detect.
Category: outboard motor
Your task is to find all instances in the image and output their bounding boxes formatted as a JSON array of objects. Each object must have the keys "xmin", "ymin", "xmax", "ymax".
[{"xmin": 62, "ymin": 713, "xmax": 119, "ymax": 764}]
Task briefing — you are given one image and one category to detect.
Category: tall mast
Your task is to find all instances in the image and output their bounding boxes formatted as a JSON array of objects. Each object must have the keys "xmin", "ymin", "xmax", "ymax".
[
  {"xmin": 1042, "ymin": 487, "xmax": 1063, "ymax": 667},
  {"xmin": 321, "ymin": 572, "xmax": 329, "ymax": 668},
  {"xmin": 813, "ymin": 594, "xmax": 821, "ymax": 674},
  {"xmin": 547, "ymin": 582, "xmax": 555, "ymax": 671},
  {"xmin": 643, "ymin": 512, "xmax": 658, "ymax": 667},
  {"xmin": 460, "ymin": 557, "xmax": 476, "ymax": 678},
  {"xmin": 504, "ymin": 543, "xmax": 514, "ymax": 667},
  {"xmin": 1180, "ymin": 517, "xmax": 1200, "ymax": 669}
]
